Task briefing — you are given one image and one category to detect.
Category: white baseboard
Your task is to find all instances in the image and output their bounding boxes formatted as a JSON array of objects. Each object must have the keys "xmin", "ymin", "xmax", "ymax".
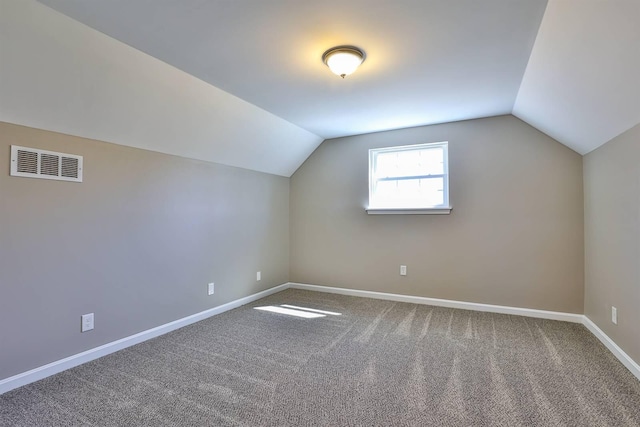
[
  {"xmin": 287, "ymin": 282, "xmax": 584, "ymax": 323},
  {"xmin": 0, "ymin": 283, "xmax": 289, "ymax": 395},
  {"xmin": 582, "ymin": 316, "xmax": 640, "ymax": 381}
]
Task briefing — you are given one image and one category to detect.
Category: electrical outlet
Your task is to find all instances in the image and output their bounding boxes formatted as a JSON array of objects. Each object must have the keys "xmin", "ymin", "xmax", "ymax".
[
  {"xmin": 257, "ymin": 271, "xmax": 261, "ymax": 281},
  {"xmin": 208, "ymin": 282, "xmax": 215, "ymax": 295},
  {"xmin": 81, "ymin": 313, "xmax": 94, "ymax": 332},
  {"xmin": 400, "ymin": 265, "xmax": 407, "ymax": 276},
  {"xmin": 612, "ymin": 306, "xmax": 617, "ymax": 324}
]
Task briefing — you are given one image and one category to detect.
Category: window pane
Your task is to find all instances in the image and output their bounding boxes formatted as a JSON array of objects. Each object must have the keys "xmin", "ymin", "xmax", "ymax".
[
  {"xmin": 375, "ymin": 147, "xmax": 443, "ymax": 179},
  {"xmin": 375, "ymin": 151, "xmax": 397, "ymax": 177},
  {"xmin": 373, "ymin": 177, "xmax": 444, "ymax": 208}
]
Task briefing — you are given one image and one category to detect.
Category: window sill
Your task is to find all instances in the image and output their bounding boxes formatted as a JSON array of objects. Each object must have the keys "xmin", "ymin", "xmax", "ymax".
[{"xmin": 366, "ymin": 207, "xmax": 452, "ymax": 215}]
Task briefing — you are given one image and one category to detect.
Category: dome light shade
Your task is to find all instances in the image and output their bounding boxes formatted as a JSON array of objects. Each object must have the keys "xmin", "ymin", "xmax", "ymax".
[{"xmin": 322, "ymin": 46, "xmax": 366, "ymax": 78}]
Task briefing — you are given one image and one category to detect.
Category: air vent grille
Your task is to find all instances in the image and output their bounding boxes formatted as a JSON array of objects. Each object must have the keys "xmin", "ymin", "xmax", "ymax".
[
  {"xmin": 17, "ymin": 150, "xmax": 38, "ymax": 174},
  {"xmin": 61, "ymin": 157, "xmax": 79, "ymax": 179},
  {"xmin": 40, "ymin": 153, "xmax": 60, "ymax": 176},
  {"xmin": 10, "ymin": 145, "xmax": 83, "ymax": 182}
]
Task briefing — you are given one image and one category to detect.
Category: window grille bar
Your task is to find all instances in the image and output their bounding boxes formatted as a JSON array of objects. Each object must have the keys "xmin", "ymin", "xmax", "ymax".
[{"xmin": 376, "ymin": 174, "xmax": 444, "ymax": 182}]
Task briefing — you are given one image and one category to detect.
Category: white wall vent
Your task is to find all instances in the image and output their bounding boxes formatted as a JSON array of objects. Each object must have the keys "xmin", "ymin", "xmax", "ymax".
[{"xmin": 10, "ymin": 145, "xmax": 83, "ymax": 182}]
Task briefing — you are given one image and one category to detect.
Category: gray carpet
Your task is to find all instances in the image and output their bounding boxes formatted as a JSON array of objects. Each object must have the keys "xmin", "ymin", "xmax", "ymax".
[{"xmin": 1, "ymin": 289, "xmax": 639, "ymax": 426}]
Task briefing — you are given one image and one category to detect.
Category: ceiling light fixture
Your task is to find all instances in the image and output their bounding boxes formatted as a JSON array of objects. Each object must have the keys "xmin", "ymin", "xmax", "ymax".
[{"xmin": 322, "ymin": 46, "xmax": 366, "ymax": 78}]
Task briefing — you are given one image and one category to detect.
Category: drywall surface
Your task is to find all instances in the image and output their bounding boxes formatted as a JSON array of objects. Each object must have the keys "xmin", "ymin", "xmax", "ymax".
[
  {"xmin": 584, "ymin": 123, "xmax": 640, "ymax": 365},
  {"xmin": 290, "ymin": 115, "xmax": 584, "ymax": 313},
  {"xmin": 0, "ymin": 122, "xmax": 289, "ymax": 380},
  {"xmin": 0, "ymin": 0, "xmax": 322, "ymax": 177}
]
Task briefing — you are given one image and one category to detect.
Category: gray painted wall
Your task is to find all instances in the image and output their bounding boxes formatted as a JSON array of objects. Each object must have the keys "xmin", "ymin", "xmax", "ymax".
[
  {"xmin": 0, "ymin": 122, "xmax": 290, "ymax": 380},
  {"xmin": 8, "ymin": 113, "xmax": 638, "ymax": 381},
  {"xmin": 290, "ymin": 115, "xmax": 584, "ymax": 313},
  {"xmin": 584, "ymin": 122, "xmax": 640, "ymax": 364}
]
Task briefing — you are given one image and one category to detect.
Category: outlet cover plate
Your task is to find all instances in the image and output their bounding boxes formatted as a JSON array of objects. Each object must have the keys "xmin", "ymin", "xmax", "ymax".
[{"xmin": 81, "ymin": 313, "xmax": 94, "ymax": 332}]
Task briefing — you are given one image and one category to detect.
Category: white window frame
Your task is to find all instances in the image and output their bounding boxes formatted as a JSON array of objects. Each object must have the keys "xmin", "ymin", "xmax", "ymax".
[{"xmin": 366, "ymin": 141, "xmax": 451, "ymax": 215}]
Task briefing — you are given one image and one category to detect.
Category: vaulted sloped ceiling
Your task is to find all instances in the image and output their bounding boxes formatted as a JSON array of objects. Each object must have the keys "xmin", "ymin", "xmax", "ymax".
[
  {"xmin": 514, "ymin": 0, "xmax": 640, "ymax": 155},
  {"xmin": 4, "ymin": 1, "xmax": 639, "ymax": 176},
  {"xmin": 35, "ymin": 0, "xmax": 547, "ymax": 140},
  {"xmin": 0, "ymin": 1, "xmax": 323, "ymax": 177}
]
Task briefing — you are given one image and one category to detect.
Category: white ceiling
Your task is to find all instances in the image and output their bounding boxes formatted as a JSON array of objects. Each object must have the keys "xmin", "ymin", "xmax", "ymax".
[
  {"xmin": 11, "ymin": 0, "xmax": 640, "ymax": 174},
  {"xmin": 36, "ymin": 0, "xmax": 547, "ymax": 140}
]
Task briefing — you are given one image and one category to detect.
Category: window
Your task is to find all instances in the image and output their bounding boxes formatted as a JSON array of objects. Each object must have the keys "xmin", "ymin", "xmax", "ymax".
[{"xmin": 367, "ymin": 141, "xmax": 450, "ymax": 214}]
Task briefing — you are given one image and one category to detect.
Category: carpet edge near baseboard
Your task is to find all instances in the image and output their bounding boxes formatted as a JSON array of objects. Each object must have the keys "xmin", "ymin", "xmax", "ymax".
[
  {"xmin": 288, "ymin": 282, "xmax": 639, "ymax": 382},
  {"xmin": 582, "ymin": 316, "xmax": 640, "ymax": 381},
  {"xmin": 288, "ymin": 282, "xmax": 583, "ymax": 322},
  {"xmin": 288, "ymin": 282, "xmax": 640, "ymax": 380},
  {"xmin": 0, "ymin": 283, "xmax": 289, "ymax": 395},
  {"xmin": 2, "ymin": 281, "xmax": 638, "ymax": 394}
]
